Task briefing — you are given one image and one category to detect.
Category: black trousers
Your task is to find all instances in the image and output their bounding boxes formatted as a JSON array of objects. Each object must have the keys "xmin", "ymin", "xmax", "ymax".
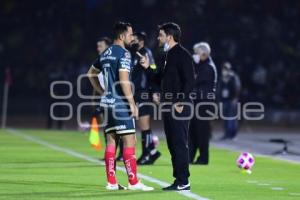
[
  {"xmin": 163, "ymin": 105, "xmax": 190, "ymax": 184},
  {"xmin": 188, "ymin": 102, "xmax": 212, "ymax": 163}
]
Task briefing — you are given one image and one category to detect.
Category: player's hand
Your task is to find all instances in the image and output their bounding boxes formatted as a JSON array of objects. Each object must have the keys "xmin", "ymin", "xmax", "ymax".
[
  {"xmin": 137, "ymin": 52, "xmax": 150, "ymax": 69},
  {"xmin": 152, "ymin": 93, "xmax": 160, "ymax": 105},
  {"xmin": 174, "ymin": 103, "xmax": 184, "ymax": 113},
  {"xmin": 129, "ymin": 103, "xmax": 139, "ymax": 118}
]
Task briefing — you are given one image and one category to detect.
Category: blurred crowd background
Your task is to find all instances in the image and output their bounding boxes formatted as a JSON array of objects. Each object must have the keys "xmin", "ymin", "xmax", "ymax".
[{"xmin": 1, "ymin": 0, "xmax": 300, "ymax": 127}]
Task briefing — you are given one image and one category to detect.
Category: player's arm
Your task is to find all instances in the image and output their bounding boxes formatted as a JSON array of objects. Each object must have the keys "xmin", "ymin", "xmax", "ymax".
[
  {"xmin": 119, "ymin": 70, "xmax": 138, "ymax": 117},
  {"xmin": 87, "ymin": 65, "xmax": 104, "ymax": 95},
  {"xmin": 119, "ymin": 71, "xmax": 134, "ymax": 105},
  {"xmin": 119, "ymin": 52, "xmax": 138, "ymax": 117}
]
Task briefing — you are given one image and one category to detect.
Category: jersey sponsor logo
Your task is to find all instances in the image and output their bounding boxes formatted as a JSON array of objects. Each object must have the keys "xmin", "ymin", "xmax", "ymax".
[
  {"xmin": 103, "ymin": 47, "xmax": 112, "ymax": 56},
  {"xmin": 100, "ymin": 48, "xmax": 116, "ymax": 61},
  {"xmin": 115, "ymin": 125, "xmax": 126, "ymax": 130},
  {"xmin": 103, "ymin": 63, "xmax": 110, "ymax": 68},
  {"xmin": 100, "ymin": 55, "xmax": 117, "ymax": 61},
  {"xmin": 124, "ymin": 51, "xmax": 131, "ymax": 59},
  {"xmin": 101, "ymin": 97, "xmax": 116, "ymax": 104},
  {"xmin": 120, "ymin": 57, "xmax": 131, "ymax": 70}
]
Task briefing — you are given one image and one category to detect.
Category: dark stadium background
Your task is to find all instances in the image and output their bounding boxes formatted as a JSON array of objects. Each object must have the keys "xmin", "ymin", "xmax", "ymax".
[{"xmin": 0, "ymin": 0, "xmax": 300, "ymax": 128}]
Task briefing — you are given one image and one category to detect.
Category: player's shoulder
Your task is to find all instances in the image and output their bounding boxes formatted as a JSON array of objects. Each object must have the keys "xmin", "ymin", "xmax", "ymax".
[
  {"xmin": 100, "ymin": 46, "xmax": 114, "ymax": 60},
  {"xmin": 100, "ymin": 45, "xmax": 129, "ymax": 62},
  {"xmin": 111, "ymin": 45, "xmax": 130, "ymax": 58}
]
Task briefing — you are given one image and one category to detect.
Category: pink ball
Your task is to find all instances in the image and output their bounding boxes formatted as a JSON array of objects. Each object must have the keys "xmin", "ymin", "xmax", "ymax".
[{"xmin": 236, "ymin": 152, "xmax": 255, "ymax": 170}]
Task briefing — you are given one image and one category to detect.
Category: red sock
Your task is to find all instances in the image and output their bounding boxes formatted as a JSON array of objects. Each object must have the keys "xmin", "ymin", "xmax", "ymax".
[
  {"xmin": 123, "ymin": 147, "xmax": 138, "ymax": 185},
  {"xmin": 105, "ymin": 145, "xmax": 117, "ymax": 184}
]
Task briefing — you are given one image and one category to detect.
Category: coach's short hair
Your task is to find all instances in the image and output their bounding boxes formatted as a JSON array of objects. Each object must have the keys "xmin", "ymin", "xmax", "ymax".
[
  {"xmin": 97, "ymin": 37, "xmax": 112, "ymax": 46},
  {"xmin": 158, "ymin": 22, "xmax": 181, "ymax": 42},
  {"xmin": 113, "ymin": 21, "xmax": 132, "ymax": 40}
]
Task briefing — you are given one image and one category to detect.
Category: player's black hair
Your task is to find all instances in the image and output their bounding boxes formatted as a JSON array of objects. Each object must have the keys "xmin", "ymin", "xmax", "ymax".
[
  {"xmin": 113, "ymin": 21, "xmax": 132, "ymax": 40},
  {"xmin": 97, "ymin": 37, "xmax": 112, "ymax": 46},
  {"xmin": 133, "ymin": 31, "xmax": 147, "ymax": 42},
  {"xmin": 158, "ymin": 22, "xmax": 181, "ymax": 42}
]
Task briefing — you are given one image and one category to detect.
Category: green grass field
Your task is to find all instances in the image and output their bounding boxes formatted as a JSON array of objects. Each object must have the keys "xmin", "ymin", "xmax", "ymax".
[{"xmin": 0, "ymin": 129, "xmax": 300, "ymax": 200}]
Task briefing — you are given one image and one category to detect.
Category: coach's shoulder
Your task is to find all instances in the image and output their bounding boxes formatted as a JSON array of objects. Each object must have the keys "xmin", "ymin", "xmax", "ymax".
[{"xmin": 179, "ymin": 45, "xmax": 193, "ymax": 59}]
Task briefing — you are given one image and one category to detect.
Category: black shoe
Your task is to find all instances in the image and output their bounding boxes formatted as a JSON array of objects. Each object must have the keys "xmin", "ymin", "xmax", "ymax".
[
  {"xmin": 116, "ymin": 154, "xmax": 123, "ymax": 162},
  {"xmin": 194, "ymin": 156, "xmax": 208, "ymax": 165},
  {"xmin": 138, "ymin": 151, "xmax": 161, "ymax": 165},
  {"xmin": 137, "ymin": 154, "xmax": 151, "ymax": 165},
  {"xmin": 162, "ymin": 182, "xmax": 190, "ymax": 191},
  {"xmin": 194, "ymin": 160, "xmax": 208, "ymax": 165},
  {"xmin": 149, "ymin": 151, "xmax": 161, "ymax": 164},
  {"xmin": 137, "ymin": 153, "xmax": 146, "ymax": 163}
]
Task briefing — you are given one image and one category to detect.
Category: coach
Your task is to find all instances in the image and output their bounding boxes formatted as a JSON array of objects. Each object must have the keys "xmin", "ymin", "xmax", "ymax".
[{"xmin": 140, "ymin": 22, "xmax": 195, "ymax": 191}]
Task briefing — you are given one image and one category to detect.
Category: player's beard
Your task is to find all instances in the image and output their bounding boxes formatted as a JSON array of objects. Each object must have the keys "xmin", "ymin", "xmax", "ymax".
[{"xmin": 124, "ymin": 41, "xmax": 132, "ymax": 49}]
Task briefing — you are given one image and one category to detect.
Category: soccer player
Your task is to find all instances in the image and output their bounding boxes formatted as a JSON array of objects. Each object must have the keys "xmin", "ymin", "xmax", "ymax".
[{"xmin": 87, "ymin": 21, "xmax": 154, "ymax": 191}]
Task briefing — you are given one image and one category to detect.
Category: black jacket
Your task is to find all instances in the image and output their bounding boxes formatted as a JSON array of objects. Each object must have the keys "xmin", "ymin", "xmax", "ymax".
[
  {"xmin": 219, "ymin": 72, "xmax": 241, "ymax": 101},
  {"xmin": 193, "ymin": 57, "xmax": 218, "ymax": 101},
  {"xmin": 155, "ymin": 44, "xmax": 195, "ymax": 103}
]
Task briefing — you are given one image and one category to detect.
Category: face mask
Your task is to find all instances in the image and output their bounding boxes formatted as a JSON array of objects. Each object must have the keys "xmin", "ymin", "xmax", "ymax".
[
  {"xmin": 131, "ymin": 43, "xmax": 139, "ymax": 52},
  {"xmin": 193, "ymin": 54, "xmax": 200, "ymax": 64},
  {"xmin": 163, "ymin": 42, "xmax": 170, "ymax": 52},
  {"xmin": 163, "ymin": 37, "xmax": 171, "ymax": 52}
]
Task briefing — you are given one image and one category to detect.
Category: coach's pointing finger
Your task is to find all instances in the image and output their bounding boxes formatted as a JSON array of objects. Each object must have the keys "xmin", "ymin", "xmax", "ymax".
[{"xmin": 137, "ymin": 52, "xmax": 150, "ymax": 69}]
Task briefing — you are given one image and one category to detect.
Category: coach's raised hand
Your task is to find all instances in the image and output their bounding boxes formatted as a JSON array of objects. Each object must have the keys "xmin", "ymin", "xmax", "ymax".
[{"xmin": 137, "ymin": 52, "xmax": 150, "ymax": 69}]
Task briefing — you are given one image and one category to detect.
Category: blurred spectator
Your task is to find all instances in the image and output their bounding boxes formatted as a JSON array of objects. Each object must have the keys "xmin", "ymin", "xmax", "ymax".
[
  {"xmin": 219, "ymin": 62, "xmax": 241, "ymax": 140},
  {"xmin": 189, "ymin": 42, "xmax": 217, "ymax": 165}
]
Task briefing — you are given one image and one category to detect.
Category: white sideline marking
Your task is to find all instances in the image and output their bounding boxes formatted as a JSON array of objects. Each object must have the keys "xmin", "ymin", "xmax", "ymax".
[
  {"xmin": 271, "ymin": 187, "xmax": 284, "ymax": 191},
  {"xmin": 257, "ymin": 183, "xmax": 271, "ymax": 186},
  {"xmin": 246, "ymin": 180, "xmax": 258, "ymax": 184},
  {"xmin": 7, "ymin": 129, "xmax": 209, "ymax": 200},
  {"xmin": 289, "ymin": 193, "xmax": 300, "ymax": 196},
  {"xmin": 246, "ymin": 181, "xmax": 287, "ymax": 192}
]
